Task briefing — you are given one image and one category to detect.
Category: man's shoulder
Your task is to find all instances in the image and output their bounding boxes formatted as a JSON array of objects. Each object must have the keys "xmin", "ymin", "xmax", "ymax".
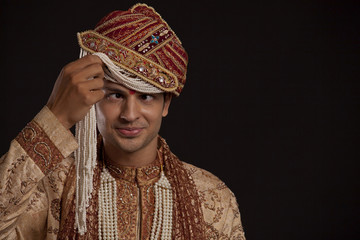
[
  {"xmin": 180, "ymin": 161, "xmax": 244, "ymax": 239},
  {"xmin": 181, "ymin": 161, "xmax": 236, "ymax": 200}
]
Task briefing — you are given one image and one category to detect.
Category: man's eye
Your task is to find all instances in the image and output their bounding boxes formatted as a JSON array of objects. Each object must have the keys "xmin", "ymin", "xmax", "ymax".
[
  {"xmin": 140, "ymin": 94, "xmax": 154, "ymax": 101},
  {"xmin": 107, "ymin": 93, "xmax": 123, "ymax": 100}
]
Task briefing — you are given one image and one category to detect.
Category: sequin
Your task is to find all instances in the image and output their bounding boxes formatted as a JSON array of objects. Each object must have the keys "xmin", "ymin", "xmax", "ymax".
[{"xmin": 150, "ymin": 35, "xmax": 160, "ymax": 44}]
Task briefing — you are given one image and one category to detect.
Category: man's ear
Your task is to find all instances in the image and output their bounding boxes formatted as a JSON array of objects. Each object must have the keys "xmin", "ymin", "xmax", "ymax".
[{"xmin": 162, "ymin": 93, "xmax": 172, "ymax": 117}]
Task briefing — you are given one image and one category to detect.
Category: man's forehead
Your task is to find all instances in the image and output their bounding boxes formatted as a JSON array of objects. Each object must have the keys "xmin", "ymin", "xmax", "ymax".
[
  {"xmin": 104, "ymin": 80, "xmax": 127, "ymax": 89},
  {"xmin": 103, "ymin": 80, "xmax": 129, "ymax": 90},
  {"xmin": 103, "ymin": 80, "xmax": 139, "ymax": 95}
]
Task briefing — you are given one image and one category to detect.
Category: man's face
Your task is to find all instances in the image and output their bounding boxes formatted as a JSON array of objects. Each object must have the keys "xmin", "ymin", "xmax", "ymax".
[{"xmin": 96, "ymin": 81, "xmax": 171, "ymax": 154}]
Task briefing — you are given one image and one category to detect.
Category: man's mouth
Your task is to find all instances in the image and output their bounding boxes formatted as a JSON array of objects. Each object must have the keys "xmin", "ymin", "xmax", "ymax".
[{"xmin": 116, "ymin": 127, "xmax": 143, "ymax": 137}]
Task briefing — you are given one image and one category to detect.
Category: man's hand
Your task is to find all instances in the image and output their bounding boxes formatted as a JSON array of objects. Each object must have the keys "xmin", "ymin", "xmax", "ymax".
[{"xmin": 46, "ymin": 55, "xmax": 105, "ymax": 129}]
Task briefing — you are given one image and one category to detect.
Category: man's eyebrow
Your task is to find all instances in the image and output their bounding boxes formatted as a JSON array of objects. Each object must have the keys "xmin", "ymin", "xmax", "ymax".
[{"xmin": 103, "ymin": 86, "xmax": 126, "ymax": 93}]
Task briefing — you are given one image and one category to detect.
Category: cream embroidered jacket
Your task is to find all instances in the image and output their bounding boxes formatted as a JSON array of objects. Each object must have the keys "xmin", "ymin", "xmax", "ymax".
[{"xmin": 0, "ymin": 106, "xmax": 245, "ymax": 240}]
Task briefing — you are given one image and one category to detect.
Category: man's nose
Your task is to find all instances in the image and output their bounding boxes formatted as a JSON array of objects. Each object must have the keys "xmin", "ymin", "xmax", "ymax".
[{"xmin": 119, "ymin": 97, "xmax": 140, "ymax": 122}]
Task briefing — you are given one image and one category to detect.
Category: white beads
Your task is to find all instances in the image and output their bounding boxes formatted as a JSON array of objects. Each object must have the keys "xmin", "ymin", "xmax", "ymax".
[
  {"xmin": 98, "ymin": 169, "xmax": 119, "ymax": 240},
  {"xmin": 98, "ymin": 163, "xmax": 173, "ymax": 240},
  {"xmin": 75, "ymin": 91, "xmax": 98, "ymax": 235},
  {"xmin": 150, "ymin": 172, "xmax": 173, "ymax": 240}
]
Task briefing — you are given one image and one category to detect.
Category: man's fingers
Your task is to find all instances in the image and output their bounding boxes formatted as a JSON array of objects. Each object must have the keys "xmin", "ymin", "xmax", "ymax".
[
  {"xmin": 67, "ymin": 62, "xmax": 104, "ymax": 85},
  {"xmin": 80, "ymin": 62, "xmax": 105, "ymax": 80},
  {"xmin": 91, "ymin": 89, "xmax": 106, "ymax": 102},
  {"xmin": 81, "ymin": 88, "xmax": 105, "ymax": 106},
  {"xmin": 87, "ymin": 77, "xmax": 105, "ymax": 91},
  {"xmin": 77, "ymin": 77, "xmax": 104, "ymax": 94},
  {"xmin": 75, "ymin": 54, "xmax": 104, "ymax": 67},
  {"xmin": 65, "ymin": 55, "xmax": 104, "ymax": 73}
]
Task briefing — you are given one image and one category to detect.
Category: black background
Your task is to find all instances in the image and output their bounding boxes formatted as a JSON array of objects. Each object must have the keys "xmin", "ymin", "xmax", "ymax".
[{"xmin": 1, "ymin": 0, "xmax": 359, "ymax": 239}]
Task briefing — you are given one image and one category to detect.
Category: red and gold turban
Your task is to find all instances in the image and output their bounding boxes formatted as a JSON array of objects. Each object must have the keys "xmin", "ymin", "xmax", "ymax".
[{"xmin": 77, "ymin": 3, "xmax": 188, "ymax": 96}]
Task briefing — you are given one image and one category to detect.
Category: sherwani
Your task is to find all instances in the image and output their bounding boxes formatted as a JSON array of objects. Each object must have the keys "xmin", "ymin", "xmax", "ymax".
[{"xmin": 0, "ymin": 106, "xmax": 245, "ymax": 240}]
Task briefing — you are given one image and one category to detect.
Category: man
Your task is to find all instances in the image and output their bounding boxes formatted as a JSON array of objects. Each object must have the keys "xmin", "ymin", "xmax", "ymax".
[{"xmin": 0, "ymin": 3, "xmax": 245, "ymax": 240}]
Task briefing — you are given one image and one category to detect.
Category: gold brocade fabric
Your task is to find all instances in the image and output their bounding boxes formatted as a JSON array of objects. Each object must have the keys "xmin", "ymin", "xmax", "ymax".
[
  {"xmin": 58, "ymin": 150, "xmax": 163, "ymax": 239},
  {"xmin": 0, "ymin": 106, "xmax": 246, "ymax": 240},
  {"xmin": 58, "ymin": 136, "xmax": 208, "ymax": 239}
]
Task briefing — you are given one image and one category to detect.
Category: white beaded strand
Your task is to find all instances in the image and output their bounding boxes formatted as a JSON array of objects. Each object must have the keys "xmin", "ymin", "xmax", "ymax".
[
  {"xmin": 75, "ymin": 98, "xmax": 97, "ymax": 235},
  {"xmin": 98, "ymin": 168, "xmax": 119, "ymax": 240},
  {"xmin": 150, "ymin": 171, "xmax": 173, "ymax": 240}
]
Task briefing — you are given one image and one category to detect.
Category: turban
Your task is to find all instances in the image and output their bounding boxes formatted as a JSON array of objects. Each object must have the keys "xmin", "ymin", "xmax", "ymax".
[
  {"xmin": 77, "ymin": 3, "xmax": 188, "ymax": 95},
  {"xmin": 73, "ymin": 3, "xmax": 188, "ymax": 234}
]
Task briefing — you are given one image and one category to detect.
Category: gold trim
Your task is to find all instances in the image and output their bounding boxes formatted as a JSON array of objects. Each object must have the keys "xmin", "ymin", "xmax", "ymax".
[
  {"xmin": 162, "ymin": 46, "xmax": 186, "ymax": 73},
  {"xmin": 152, "ymin": 52, "xmax": 165, "ymax": 68},
  {"xmin": 129, "ymin": 24, "xmax": 164, "ymax": 49},
  {"xmin": 145, "ymin": 35, "xmax": 174, "ymax": 56},
  {"xmin": 94, "ymin": 13, "xmax": 144, "ymax": 32},
  {"xmin": 130, "ymin": 3, "xmax": 182, "ymax": 44},
  {"xmin": 77, "ymin": 30, "xmax": 179, "ymax": 92},
  {"xmin": 22, "ymin": 126, "xmax": 36, "ymax": 142},
  {"xmin": 101, "ymin": 17, "xmax": 152, "ymax": 36},
  {"xmin": 165, "ymin": 43, "xmax": 188, "ymax": 67},
  {"xmin": 34, "ymin": 142, "xmax": 52, "ymax": 166},
  {"xmin": 120, "ymin": 19, "xmax": 158, "ymax": 44},
  {"xmin": 153, "ymin": 49, "xmax": 185, "ymax": 78}
]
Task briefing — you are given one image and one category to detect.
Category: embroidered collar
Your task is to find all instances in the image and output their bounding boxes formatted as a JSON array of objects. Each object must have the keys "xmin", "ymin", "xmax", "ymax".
[{"xmin": 104, "ymin": 152, "xmax": 163, "ymax": 185}]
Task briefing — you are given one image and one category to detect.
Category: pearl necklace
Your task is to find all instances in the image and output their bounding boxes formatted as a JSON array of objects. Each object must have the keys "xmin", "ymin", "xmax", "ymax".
[
  {"xmin": 150, "ymin": 169, "xmax": 173, "ymax": 240},
  {"xmin": 98, "ymin": 168, "xmax": 119, "ymax": 240},
  {"xmin": 98, "ymin": 164, "xmax": 173, "ymax": 240}
]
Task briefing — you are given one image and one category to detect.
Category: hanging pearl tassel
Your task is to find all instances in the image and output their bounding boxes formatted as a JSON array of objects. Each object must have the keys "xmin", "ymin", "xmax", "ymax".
[
  {"xmin": 75, "ymin": 100, "xmax": 97, "ymax": 235},
  {"xmin": 98, "ymin": 168, "xmax": 119, "ymax": 240},
  {"xmin": 150, "ymin": 170, "xmax": 173, "ymax": 240}
]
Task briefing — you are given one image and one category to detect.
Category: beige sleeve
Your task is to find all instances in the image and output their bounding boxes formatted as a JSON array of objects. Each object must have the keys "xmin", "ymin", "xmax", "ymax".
[
  {"xmin": 0, "ymin": 106, "xmax": 78, "ymax": 239},
  {"xmin": 183, "ymin": 162, "xmax": 246, "ymax": 240},
  {"xmin": 225, "ymin": 191, "xmax": 246, "ymax": 240},
  {"xmin": 204, "ymin": 186, "xmax": 246, "ymax": 240}
]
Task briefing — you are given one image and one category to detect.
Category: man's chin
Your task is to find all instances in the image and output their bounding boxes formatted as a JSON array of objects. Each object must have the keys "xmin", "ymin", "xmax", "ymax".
[
  {"xmin": 107, "ymin": 132, "xmax": 158, "ymax": 154},
  {"xmin": 114, "ymin": 138, "xmax": 144, "ymax": 153}
]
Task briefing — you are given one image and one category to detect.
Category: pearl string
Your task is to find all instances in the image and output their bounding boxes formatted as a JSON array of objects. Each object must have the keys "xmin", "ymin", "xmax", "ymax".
[
  {"xmin": 98, "ymin": 168, "xmax": 119, "ymax": 240},
  {"xmin": 98, "ymin": 144, "xmax": 173, "ymax": 240},
  {"xmin": 150, "ymin": 170, "xmax": 173, "ymax": 240},
  {"xmin": 75, "ymin": 91, "xmax": 98, "ymax": 235},
  {"xmin": 98, "ymin": 165, "xmax": 173, "ymax": 240}
]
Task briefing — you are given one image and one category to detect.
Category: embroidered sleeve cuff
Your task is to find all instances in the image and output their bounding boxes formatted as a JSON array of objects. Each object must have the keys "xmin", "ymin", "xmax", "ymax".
[
  {"xmin": 15, "ymin": 106, "xmax": 78, "ymax": 174},
  {"xmin": 33, "ymin": 106, "xmax": 78, "ymax": 157}
]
